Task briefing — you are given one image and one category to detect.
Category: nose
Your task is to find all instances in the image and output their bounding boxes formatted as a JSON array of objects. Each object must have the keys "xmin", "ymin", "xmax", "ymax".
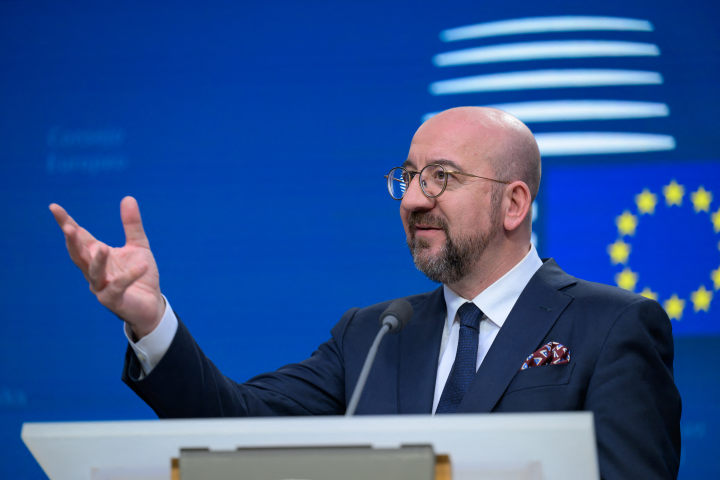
[{"xmin": 401, "ymin": 173, "xmax": 436, "ymax": 214}]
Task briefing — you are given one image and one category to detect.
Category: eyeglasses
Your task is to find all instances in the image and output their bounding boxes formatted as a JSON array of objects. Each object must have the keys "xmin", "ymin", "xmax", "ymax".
[{"xmin": 384, "ymin": 164, "xmax": 510, "ymax": 200}]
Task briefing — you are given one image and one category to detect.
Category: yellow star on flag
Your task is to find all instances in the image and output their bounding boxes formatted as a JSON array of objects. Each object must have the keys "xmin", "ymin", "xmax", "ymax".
[
  {"xmin": 616, "ymin": 210, "xmax": 638, "ymax": 236},
  {"xmin": 691, "ymin": 285, "xmax": 713, "ymax": 312},
  {"xmin": 607, "ymin": 239, "xmax": 632, "ymax": 265},
  {"xmin": 712, "ymin": 208, "xmax": 720, "ymax": 233},
  {"xmin": 691, "ymin": 186, "xmax": 712, "ymax": 213},
  {"xmin": 615, "ymin": 267, "xmax": 638, "ymax": 292},
  {"xmin": 662, "ymin": 180, "xmax": 685, "ymax": 206},
  {"xmin": 635, "ymin": 189, "xmax": 658, "ymax": 215},
  {"xmin": 712, "ymin": 267, "xmax": 720, "ymax": 291},
  {"xmin": 663, "ymin": 294, "xmax": 685, "ymax": 321},
  {"xmin": 639, "ymin": 287, "xmax": 658, "ymax": 301}
]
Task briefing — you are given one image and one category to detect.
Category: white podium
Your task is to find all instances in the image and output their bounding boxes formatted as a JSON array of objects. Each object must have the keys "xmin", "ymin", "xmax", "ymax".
[{"xmin": 22, "ymin": 412, "xmax": 599, "ymax": 480}]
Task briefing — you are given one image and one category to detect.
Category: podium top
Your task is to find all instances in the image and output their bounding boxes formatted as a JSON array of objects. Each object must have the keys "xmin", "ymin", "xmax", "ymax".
[{"xmin": 22, "ymin": 412, "xmax": 599, "ymax": 480}]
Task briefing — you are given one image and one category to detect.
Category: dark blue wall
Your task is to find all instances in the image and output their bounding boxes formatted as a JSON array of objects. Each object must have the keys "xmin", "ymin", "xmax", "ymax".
[{"xmin": 1, "ymin": 1, "xmax": 718, "ymax": 478}]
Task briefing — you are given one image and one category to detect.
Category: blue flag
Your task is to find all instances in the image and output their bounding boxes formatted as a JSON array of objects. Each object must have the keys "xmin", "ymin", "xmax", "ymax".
[{"xmin": 544, "ymin": 159, "xmax": 720, "ymax": 335}]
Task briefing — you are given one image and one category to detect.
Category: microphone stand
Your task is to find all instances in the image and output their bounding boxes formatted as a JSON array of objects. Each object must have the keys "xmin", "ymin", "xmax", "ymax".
[{"xmin": 345, "ymin": 323, "xmax": 392, "ymax": 416}]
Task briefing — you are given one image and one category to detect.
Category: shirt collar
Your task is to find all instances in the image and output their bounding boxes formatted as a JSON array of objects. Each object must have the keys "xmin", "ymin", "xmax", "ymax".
[{"xmin": 443, "ymin": 244, "xmax": 543, "ymax": 330}]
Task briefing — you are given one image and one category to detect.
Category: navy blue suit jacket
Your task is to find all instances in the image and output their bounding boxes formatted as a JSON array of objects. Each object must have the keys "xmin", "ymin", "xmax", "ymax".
[{"xmin": 123, "ymin": 259, "xmax": 681, "ymax": 479}]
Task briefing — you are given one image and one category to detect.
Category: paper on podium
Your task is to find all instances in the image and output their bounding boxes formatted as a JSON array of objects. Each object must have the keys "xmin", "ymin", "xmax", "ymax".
[{"xmin": 22, "ymin": 412, "xmax": 599, "ymax": 480}]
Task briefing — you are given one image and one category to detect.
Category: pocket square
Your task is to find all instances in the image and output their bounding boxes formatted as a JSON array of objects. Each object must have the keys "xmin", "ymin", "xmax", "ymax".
[{"xmin": 520, "ymin": 342, "xmax": 571, "ymax": 371}]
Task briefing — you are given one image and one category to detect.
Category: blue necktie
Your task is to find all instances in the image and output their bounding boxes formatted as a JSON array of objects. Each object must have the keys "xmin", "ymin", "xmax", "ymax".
[{"xmin": 436, "ymin": 302, "xmax": 483, "ymax": 414}]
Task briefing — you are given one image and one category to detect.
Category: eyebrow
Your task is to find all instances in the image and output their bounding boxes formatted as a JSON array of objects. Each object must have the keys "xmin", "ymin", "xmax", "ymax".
[{"xmin": 402, "ymin": 158, "xmax": 465, "ymax": 172}]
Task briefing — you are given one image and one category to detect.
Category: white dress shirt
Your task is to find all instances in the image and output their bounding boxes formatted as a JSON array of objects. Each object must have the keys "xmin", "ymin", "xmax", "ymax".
[
  {"xmin": 126, "ymin": 245, "xmax": 543, "ymax": 404},
  {"xmin": 432, "ymin": 245, "xmax": 543, "ymax": 413},
  {"xmin": 124, "ymin": 295, "xmax": 178, "ymax": 376}
]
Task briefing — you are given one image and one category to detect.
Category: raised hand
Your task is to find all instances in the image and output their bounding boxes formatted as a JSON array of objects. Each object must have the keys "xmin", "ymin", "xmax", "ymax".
[{"xmin": 49, "ymin": 197, "xmax": 165, "ymax": 339}]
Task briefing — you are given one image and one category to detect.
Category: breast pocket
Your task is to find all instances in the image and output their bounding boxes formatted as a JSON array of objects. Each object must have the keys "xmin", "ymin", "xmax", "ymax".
[{"xmin": 505, "ymin": 362, "xmax": 575, "ymax": 395}]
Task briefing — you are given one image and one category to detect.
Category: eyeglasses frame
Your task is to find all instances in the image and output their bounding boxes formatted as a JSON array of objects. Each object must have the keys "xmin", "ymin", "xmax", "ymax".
[{"xmin": 384, "ymin": 164, "xmax": 511, "ymax": 200}]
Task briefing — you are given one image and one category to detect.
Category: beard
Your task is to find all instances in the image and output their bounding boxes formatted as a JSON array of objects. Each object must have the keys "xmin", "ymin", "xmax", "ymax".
[{"xmin": 406, "ymin": 211, "xmax": 500, "ymax": 284}]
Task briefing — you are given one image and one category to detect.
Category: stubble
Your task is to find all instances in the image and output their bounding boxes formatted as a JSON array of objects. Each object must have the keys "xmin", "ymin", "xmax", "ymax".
[{"xmin": 406, "ymin": 205, "xmax": 501, "ymax": 284}]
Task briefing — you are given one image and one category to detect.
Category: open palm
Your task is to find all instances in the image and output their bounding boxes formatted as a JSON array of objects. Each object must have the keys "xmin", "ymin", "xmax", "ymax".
[{"xmin": 50, "ymin": 197, "xmax": 165, "ymax": 338}]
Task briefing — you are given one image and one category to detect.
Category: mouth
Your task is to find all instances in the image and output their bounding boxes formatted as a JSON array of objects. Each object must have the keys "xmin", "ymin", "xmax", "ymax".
[
  {"xmin": 408, "ymin": 212, "xmax": 447, "ymax": 234},
  {"xmin": 411, "ymin": 224, "xmax": 445, "ymax": 240}
]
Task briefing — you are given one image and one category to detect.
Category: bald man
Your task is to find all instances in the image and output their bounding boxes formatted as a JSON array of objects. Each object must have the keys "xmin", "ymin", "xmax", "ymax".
[{"xmin": 51, "ymin": 107, "xmax": 681, "ymax": 479}]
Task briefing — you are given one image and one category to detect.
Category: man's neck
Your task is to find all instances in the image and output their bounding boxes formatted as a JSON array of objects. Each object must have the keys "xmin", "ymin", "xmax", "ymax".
[{"xmin": 445, "ymin": 240, "xmax": 532, "ymax": 300}]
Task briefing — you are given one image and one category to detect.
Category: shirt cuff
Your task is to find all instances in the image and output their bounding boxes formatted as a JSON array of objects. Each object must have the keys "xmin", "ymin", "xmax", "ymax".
[{"xmin": 123, "ymin": 295, "xmax": 178, "ymax": 377}]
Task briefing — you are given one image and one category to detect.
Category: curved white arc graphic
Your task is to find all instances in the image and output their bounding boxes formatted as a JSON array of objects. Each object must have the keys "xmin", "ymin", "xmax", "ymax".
[
  {"xmin": 492, "ymin": 100, "xmax": 670, "ymax": 122},
  {"xmin": 506, "ymin": 100, "xmax": 669, "ymax": 122},
  {"xmin": 421, "ymin": 100, "xmax": 670, "ymax": 123},
  {"xmin": 441, "ymin": 16, "xmax": 653, "ymax": 42},
  {"xmin": 429, "ymin": 69, "xmax": 663, "ymax": 95},
  {"xmin": 433, "ymin": 40, "xmax": 660, "ymax": 67},
  {"xmin": 535, "ymin": 132, "xmax": 676, "ymax": 156}
]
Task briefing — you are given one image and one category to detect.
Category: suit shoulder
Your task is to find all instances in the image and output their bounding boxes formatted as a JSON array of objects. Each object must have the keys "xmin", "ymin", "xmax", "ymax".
[
  {"xmin": 567, "ymin": 277, "xmax": 646, "ymax": 301},
  {"xmin": 331, "ymin": 288, "xmax": 441, "ymax": 346},
  {"xmin": 539, "ymin": 259, "xmax": 664, "ymax": 317},
  {"xmin": 355, "ymin": 289, "xmax": 440, "ymax": 317},
  {"xmin": 563, "ymin": 277, "xmax": 667, "ymax": 322}
]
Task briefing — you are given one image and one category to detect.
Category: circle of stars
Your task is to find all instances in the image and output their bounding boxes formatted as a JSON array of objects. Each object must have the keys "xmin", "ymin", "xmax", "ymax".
[{"xmin": 608, "ymin": 180, "xmax": 719, "ymax": 320}]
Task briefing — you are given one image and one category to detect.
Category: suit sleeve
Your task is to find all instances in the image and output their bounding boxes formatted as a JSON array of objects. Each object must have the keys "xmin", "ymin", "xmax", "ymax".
[
  {"xmin": 585, "ymin": 297, "xmax": 681, "ymax": 479},
  {"xmin": 122, "ymin": 308, "xmax": 359, "ymax": 418}
]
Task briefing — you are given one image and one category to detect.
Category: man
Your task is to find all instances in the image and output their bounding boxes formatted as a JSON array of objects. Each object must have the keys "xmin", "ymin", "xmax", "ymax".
[{"xmin": 50, "ymin": 107, "xmax": 681, "ymax": 479}]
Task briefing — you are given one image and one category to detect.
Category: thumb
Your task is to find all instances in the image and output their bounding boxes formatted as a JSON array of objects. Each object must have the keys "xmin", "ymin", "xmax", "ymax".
[{"xmin": 120, "ymin": 196, "xmax": 150, "ymax": 248}]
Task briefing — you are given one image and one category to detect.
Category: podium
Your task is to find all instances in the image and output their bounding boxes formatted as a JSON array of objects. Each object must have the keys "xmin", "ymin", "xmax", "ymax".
[{"xmin": 22, "ymin": 412, "xmax": 599, "ymax": 480}]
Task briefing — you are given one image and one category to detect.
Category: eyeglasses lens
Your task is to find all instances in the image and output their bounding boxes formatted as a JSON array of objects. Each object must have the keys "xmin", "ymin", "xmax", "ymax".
[
  {"xmin": 420, "ymin": 165, "xmax": 446, "ymax": 197},
  {"xmin": 388, "ymin": 167, "xmax": 408, "ymax": 199}
]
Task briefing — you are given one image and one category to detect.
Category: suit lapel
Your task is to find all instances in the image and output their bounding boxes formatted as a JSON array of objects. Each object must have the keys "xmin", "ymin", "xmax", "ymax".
[
  {"xmin": 398, "ymin": 286, "xmax": 446, "ymax": 414},
  {"xmin": 456, "ymin": 259, "xmax": 577, "ymax": 413}
]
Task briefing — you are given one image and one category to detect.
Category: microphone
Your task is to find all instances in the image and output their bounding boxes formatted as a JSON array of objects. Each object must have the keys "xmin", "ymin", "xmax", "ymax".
[{"xmin": 345, "ymin": 299, "xmax": 413, "ymax": 416}]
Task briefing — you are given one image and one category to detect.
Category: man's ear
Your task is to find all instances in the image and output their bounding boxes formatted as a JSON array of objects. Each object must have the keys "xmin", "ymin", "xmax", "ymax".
[{"xmin": 503, "ymin": 181, "xmax": 532, "ymax": 232}]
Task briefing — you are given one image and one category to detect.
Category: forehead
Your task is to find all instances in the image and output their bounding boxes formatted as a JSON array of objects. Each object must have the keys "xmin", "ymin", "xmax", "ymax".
[{"xmin": 405, "ymin": 119, "xmax": 499, "ymax": 172}]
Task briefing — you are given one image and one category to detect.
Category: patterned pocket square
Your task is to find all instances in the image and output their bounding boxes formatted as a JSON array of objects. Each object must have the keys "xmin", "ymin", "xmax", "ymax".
[{"xmin": 520, "ymin": 342, "xmax": 571, "ymax": 371}]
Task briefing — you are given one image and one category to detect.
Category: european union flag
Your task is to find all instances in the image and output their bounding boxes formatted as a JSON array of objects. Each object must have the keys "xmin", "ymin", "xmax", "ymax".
[{"xmin": 543, "ymin": 160, "xmax": 720, "ymax": 335}]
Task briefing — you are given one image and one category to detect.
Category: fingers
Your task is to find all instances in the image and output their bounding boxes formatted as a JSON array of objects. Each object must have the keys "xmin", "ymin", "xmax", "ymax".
[
  {"xmin": 101, "ymin": 262, "xmax": 149, "ymax": 301},
  {"xmin": 52, "ymin": 201, "xmax": 155, "ymax": 317},
  {"xmin": 120, "ymin": 196, "xmax": 150, "ymax": 248},
  {"xmin": 62, "ymin": 224, "xmax": 92, "ymax": 272},
  {"xmin": 50, "ymin": 203, "xmax": 99, "ymax": 271},
  {"xmin": 49, "ymin": 203, "xmax": 79, "ymax": 229},
  {"xmin": 87, "ymin": 244, "xmax": 110, "ymax": 292},
  {"xmin": 88, "ymin": 245, "xmax": 148, "ymax": 303}
]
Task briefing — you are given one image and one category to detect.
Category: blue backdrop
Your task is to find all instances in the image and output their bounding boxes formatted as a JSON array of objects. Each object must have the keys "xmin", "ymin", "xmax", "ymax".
[{"xmin": 1, "ymin": 1, "xmax": 718, "ymax": 478}]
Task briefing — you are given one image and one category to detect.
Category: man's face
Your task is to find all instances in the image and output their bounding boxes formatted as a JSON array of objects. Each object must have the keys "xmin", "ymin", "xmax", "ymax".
[{"xmin": 400, "ymin": 119, "xmax": 504, "ymax": 284}]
